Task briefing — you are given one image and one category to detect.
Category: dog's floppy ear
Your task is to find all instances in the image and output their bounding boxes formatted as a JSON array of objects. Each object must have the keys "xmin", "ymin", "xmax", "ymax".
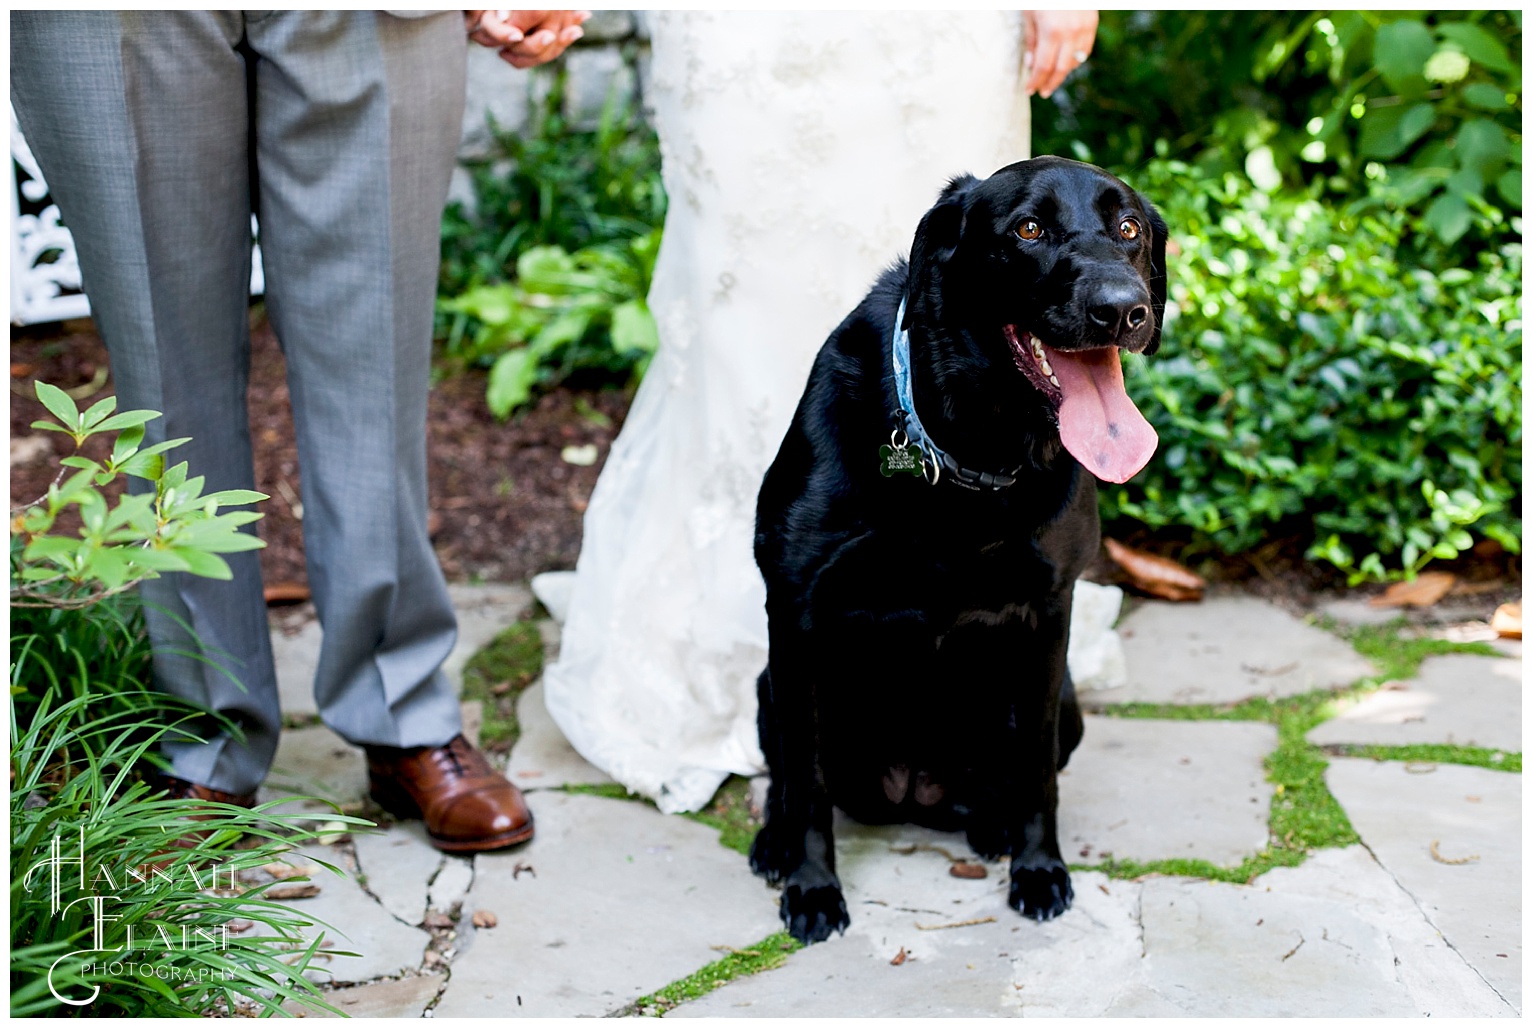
[
  {"xmin": 905, "ymin": 173, "xmax": 978, "ymax": 326},
  {"xmin": 1143, "ymin": 202, "xmax": 1169, "ymax": 356}
]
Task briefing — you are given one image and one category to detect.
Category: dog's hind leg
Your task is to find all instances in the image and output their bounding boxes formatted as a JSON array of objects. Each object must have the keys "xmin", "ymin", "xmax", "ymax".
[{"xmin": 748, "ymin": 646, "xmax": 849, "ymax": 944}]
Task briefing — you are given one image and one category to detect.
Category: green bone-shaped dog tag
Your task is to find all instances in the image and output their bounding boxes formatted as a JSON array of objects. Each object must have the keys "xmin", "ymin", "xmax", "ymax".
[{"xmin": 879, "ymin": 442, "xmax": 925, "ymax": 478}]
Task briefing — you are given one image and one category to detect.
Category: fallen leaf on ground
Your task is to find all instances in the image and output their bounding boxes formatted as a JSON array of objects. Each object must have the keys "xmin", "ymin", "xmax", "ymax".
[
  {"xmin": 12, "ymin": 362, "xmax": 37, "ymax": 378},
  {"xmin": 1369, "ymin": 571, "xmax": 1455, "ymax": 608},
  {"xmin": 1490, "ymin": 602, "xmax": 1521, "ymax": 639},
  {"xmin": 560, "ymin": 443, "xmax": 599, "ymax": 466},
  {"xmin": 266, "ymin": 884, "xmax": 321, "ymax": 900},
  {"xmin": 264, "ymin": 582, "xmax": 311, "ymax": 606},
  {"xmin": 1429, "ymin": 839, "xmax": 1479, "ymax": 865},
  {"xmin": 424, "ymin": 911, "xmax": 454, "ymax": 930},
  {"xmin": 890, "ymin": 947, "xmax": 908, "ymax": 966},
  {"xmin": 472, "ymin": 909, "xmax": 499, "ymax": 929},
  {"xmin": 261, "ymin": 863, "xmax": 316, "ymax": 880},
  {"xmin": 948, "ymin": 861, "xmax": 987, "ymax": 879},
  {"xmin": 1103, "ymin": 538, "xmax": 1205, "ymax": 601}
]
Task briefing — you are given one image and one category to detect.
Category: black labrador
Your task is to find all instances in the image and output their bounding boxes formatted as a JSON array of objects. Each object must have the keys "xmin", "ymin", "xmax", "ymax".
[{"xmin": 750, "ymin": 156, "xmax": 1167, "ymax": 943}]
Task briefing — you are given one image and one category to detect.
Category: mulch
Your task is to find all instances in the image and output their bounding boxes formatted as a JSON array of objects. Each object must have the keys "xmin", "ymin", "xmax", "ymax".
[{"xmin": 10, "ymin": 309, "xmax": 630, "ymax": 594}]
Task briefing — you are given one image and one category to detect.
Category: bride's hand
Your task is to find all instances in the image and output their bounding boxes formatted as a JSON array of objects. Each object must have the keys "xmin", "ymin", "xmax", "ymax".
[
  {"xmin": 465, "ymin": 10, "xmax": 591, "ymax": 68},
  {"xmin": 1022, "ymin": 10, "xmax": 1099, "ymax": 99}
]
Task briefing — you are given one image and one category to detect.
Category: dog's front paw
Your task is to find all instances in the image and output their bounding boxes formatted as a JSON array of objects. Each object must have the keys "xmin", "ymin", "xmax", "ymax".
[
  {"xmin": 748, "ymin": 822, "xmax": 800, "ymax": 884},
  {"xmin": 781, "ymin": 880, "xmax": 850, "ymax": 944},
  {"xmin": 1008, "ymin": 860, "xmax": 1073, "ymax": 922}
]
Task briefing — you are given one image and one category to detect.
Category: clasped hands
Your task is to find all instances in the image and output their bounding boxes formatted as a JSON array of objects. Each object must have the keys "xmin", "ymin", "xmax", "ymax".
[{"xmin": 465, "ymin": 10, "xmax": 592, "ymax": 68}]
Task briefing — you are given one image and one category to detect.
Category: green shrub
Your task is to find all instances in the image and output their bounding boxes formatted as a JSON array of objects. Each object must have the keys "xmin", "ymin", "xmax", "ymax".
[
  {"xmin": 1103, "ymin": 160, "xmax": 1521, "ymax": 580},
  {"xmin": 439, "ymin": 71, "xmax": 665, "ymax": 297},
  {"xmin": 12, "ymin": 383, "xmax": 267, "ymax": 610},
  {"xmin": 10, "ymin": 385, "xmax": 368, "ymax": 1016},
  {"xmin": 10, "ymin": 690, "xmax": 363, "ymax": 1017},
  {"xmin": 1036, "ymin": 10, "xmax": 1521, "ymax": 251}
]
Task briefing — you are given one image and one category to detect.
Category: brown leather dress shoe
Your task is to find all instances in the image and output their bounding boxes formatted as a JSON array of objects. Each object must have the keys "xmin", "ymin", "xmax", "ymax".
[
  {"xmin": 366, "ymin": 735, "xmax": 534, "ymax": 853},
  {"xmin": 150, "ymin": 776, "xmax": 258, "ymax": 862},
  {"xmin": 158, "ymin": 775, "xmax": 259, "ymax": 809}
]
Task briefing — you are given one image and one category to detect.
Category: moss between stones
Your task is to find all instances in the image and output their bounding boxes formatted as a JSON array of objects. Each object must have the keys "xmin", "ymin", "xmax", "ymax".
[
  {"xmin": 460, "ymin": 619, "xmax": 545, "ymax": 753},
  {"xmin": 616, "ymin": 932, "xmax": 802, "ymax": 1017},
  {"xmin": 1082, "ymin": 618, "xmax": 1517, "ymax": 884},
  {"xmin": 477, "ymin": 611, "xmax": 1518, "ymax": 1013}
]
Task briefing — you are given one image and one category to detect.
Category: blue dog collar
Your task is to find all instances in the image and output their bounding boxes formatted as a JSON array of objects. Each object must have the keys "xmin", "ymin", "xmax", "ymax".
[{"xmin": 889, "ymin": 297, "xmax": 1019, "ymax": 492}]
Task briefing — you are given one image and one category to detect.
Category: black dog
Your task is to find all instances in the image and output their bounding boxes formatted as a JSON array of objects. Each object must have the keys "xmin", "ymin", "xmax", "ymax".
[{"xmin": 749, "ymin": 157, "xmax": 1167, "ymax": 943}]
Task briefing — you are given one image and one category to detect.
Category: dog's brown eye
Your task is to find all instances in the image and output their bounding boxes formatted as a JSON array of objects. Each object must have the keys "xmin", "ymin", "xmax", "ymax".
[
  {"xmin": 1017, "ymin": 219, "xmax": 1043, "ymax": 241},
  {"xmin": 1119, "ymin": 218, "xmax": 1141, "ymax": 241}
]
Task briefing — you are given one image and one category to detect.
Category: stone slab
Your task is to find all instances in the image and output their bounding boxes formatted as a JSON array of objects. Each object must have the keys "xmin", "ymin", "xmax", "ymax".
[
  {"xmin": 672, "ymin": 816, "xmax": 1032, "ymax": 1017},
  {"xmin": 1083, "ymin": 595, "xmax": 1376, "ymax": 707},
  {"xmin": 259, "ymin": 723, "xmax": 369, "ymax": 811},
  {"xmin": 282, "ymin": 973, "xmax": 443, "ymax": 1018},
  {"xmin": 278, "ymin": 844, "xmax": 432, "ymax": 985},
  {"xmin": 1325, "ymin": 758, "xmax": 1521, "ymax": 1011},
  {"xmin": 1058, "ymin": 716, "xmax": 1275, "ymax": 865},
  {"xmin": 352, "ymin": 823, "xmax": 443, "ymax": 927},
  {"xmin": 506, "ymin": 678, "xmax": 616, "ymax": 790},
  {"xmin": 432, "ymin": 792, "xmax": 780, "ymax": 1017},
  {"xmin": 1008, "ymin": 847, "xmax": 1513, "ymax": 1018},
  {"xmin": 1307, "ymin": 654, "xmax": 1521, "ymax": 751}
]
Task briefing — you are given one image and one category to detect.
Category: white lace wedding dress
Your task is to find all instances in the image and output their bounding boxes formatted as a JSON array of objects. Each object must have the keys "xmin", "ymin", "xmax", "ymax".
[{"xmin": 542, "ymin": 11, "xmax": 1123, "ymax": 813}]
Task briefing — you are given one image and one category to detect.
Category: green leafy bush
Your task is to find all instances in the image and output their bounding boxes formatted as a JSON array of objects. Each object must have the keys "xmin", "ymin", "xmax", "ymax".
[
  {"xmin": 10, "ymin": 386, "xmax": 368, "ymax": 1015},
  {"xmin": 1036, "ymin": 10, "xmax": 1521, "ymax": 250},
  {"xmin": 12, "ymin": 382, "xmax": 267, "ymax": 609},
  {"xmin": 11, "ymin": 688, "xmax": 362, "ymax": 1017},
  {"xmin": 437, "ymin": 71, "xmax": 667, "ymax": 415},
  {"xmin": 440, "ymin": 232, "xmax": 660, "ymax": 418},
  {"xmin": 1102, "ymin": 160, "xmax": 1521, "ymax": 580}
]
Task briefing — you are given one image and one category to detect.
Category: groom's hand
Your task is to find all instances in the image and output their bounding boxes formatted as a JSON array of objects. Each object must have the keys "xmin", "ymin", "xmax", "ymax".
[{"xmin": 465, "ymin": 10, "xmax": 591, "ymax": 68}]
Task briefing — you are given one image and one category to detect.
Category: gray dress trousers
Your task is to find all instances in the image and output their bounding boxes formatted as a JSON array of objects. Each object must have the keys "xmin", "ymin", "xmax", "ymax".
[{"xmin": 12, "ymin": 11, "xmax": 469, "ymax": 794}]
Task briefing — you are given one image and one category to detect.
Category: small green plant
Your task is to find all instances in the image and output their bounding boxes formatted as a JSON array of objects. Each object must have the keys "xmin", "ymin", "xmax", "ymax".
[
  {"xmin": 10, "ymin": 691, "xmax": 366, "ymax": 1017},
  {"xmin": 12, "ymin": 382, "xmax": 267, "ymax": 609},
  {"xmin": 437, "ymin": 70, "xmax": 667, "ymax": 416},
  {"xmin": 440, "ymin": 233, "xmax": 661, "ymax": 417}
]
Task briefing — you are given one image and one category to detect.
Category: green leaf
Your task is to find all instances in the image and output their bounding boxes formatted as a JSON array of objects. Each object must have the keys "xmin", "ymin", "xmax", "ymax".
[
  {"xmin": 528, "ymin": 310, "xmax": 592, "ymax": 359},
  {"xmin": 28, "ymin": 420, "xmax": 71, "ymax": 434},
  {"xmin": 1495, "ymin": 170, "xmax": 1521, "ymax": 208},
  {"xmin": 1422, "ymin": 192, "xmax": 1473, "ymax": 246},
  {"xmin": 441, "ymin": 283, "xmax": 521, "ymax": 325},
  {"xmin": 94, "ymin": 409, "xmax": 161, "ymax": 434},
  {"xmin": 1357, "ymin": 103, "xmax": 1436, "ymax": 160},
  {"xmin": 202, "ymin": 489, "xmax": 269, "ymax": 508},
  {"xmin": 129, "ymin": 548, "xmax": 195, "ymax": 573},
  {"xmin": 1461, "ymin": 83, "xmax": 1513, "ymax": 111},
  {"xmin": 166, "ymin": 547, "xmax": 233, "ymax": 580},
  {"xmin": 516, "ymin": 245, "xmax": 578, "ymax": 292},
  {"xmin": 1454, "ymin": 119, "xmax": 1511, "ymax": 178},
  {"xmin": 33, "ymin": 381, "xmax": 80, "ymax": 431},
  {"xmin": 1436, "ymin": 21, "xmax": 1514, "ymax": 74},
  {"xmin": 486, "ymin": 348, "xmax": 539, "ymax": 419},
  {"xmin": 78, "ymin": 394, "xmax": 118, "ymax": 431},
  {"xmin": 1372, "ymin": 20, "xmax": 1435, "ymax": 94},
  {"xmin": 609, "ymin": 299, "xmax": 660, "ymax": 356}
]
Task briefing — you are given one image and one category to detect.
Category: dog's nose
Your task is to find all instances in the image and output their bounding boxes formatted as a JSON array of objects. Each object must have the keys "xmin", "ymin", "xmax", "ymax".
[{"xmin": 1084, "ymin": 282, "xmax": 1152, "ymax": 341}]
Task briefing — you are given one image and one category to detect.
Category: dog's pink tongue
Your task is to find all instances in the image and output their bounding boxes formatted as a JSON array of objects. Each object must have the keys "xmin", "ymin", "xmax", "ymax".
[{"xmin": 1049, "ymin": 346, "xmax": 1157, "ymax": 483}]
